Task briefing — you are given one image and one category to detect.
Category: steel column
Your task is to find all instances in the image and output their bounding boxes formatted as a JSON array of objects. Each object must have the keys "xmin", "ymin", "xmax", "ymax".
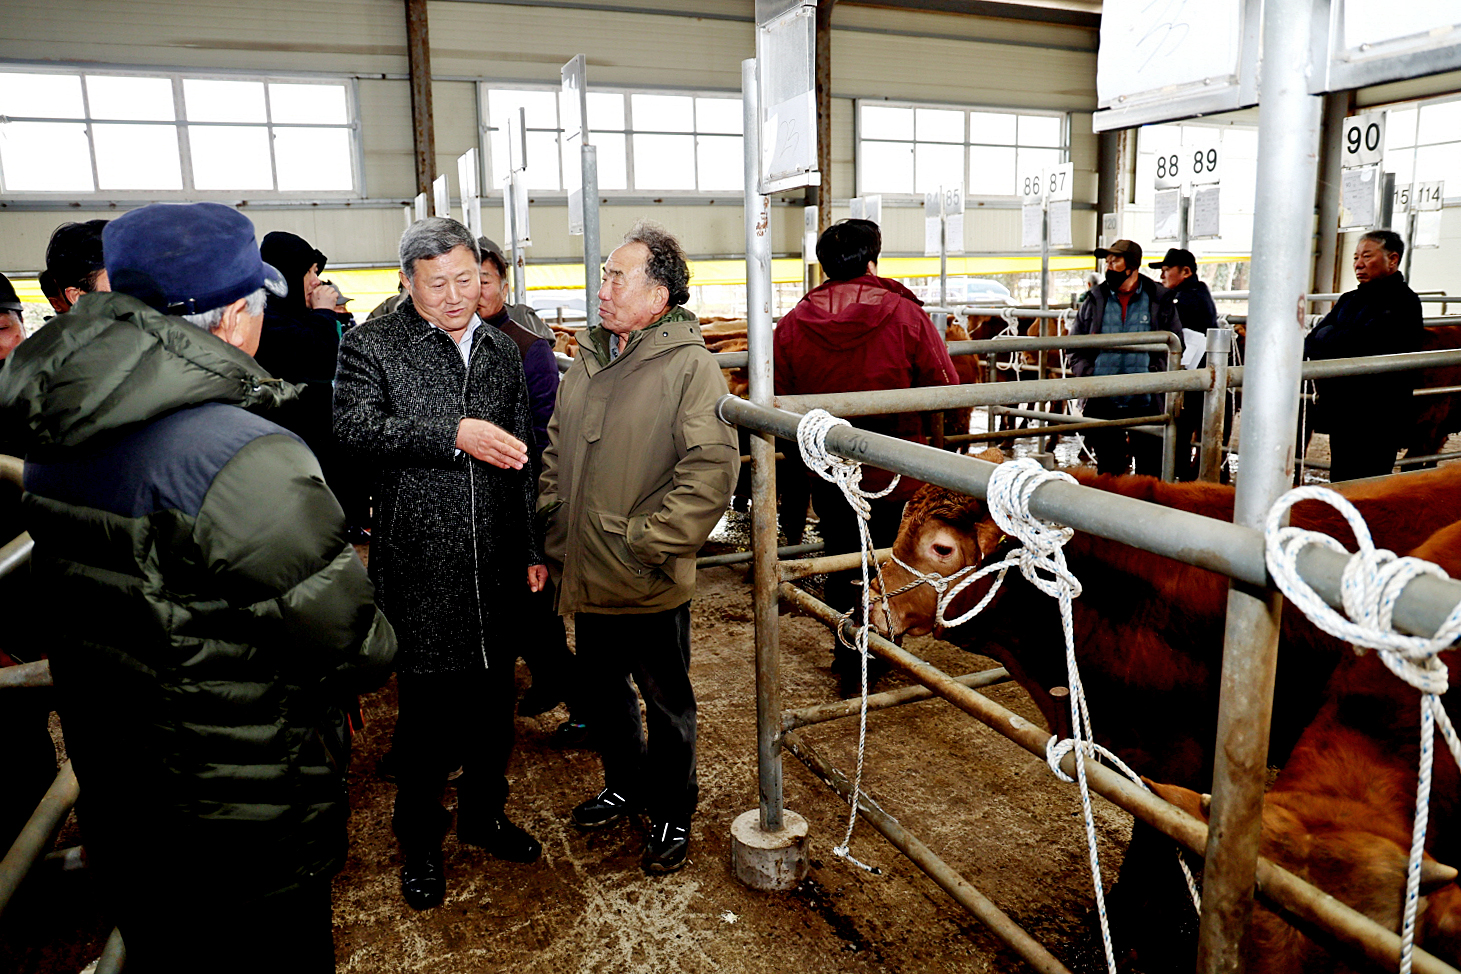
[
  {"xmin": 744, "ymin": 57, "xmax": 784, "ymax": 834},
  {"xmin": 1312, "ymin": 91, "xmax": 1352, "ymax": 311},
  {"xmin": 1197, "ymin": 0, "xmax": 1323, "ymax": 966},
  {"xmin": 404, "ymin": 0, "xmax": 436, "ymax": 200},
  {"xmin": 1199, "ymin": 328, "xmax": 1234, "ymax": 482},
  {"xmin": 582, "ymin": 144, "xmax": 601, "ymax": 327},
  {"xmin": 815, "ymin": 0, "xmax": 836, "ymax": 237}
]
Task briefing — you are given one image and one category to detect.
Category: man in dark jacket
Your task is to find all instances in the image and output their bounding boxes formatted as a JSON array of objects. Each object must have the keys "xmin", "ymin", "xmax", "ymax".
[
  {"xmin": 1070, "ymin": 239, "xmax": 1183, "ymax": 476},
  {"xmin": 1304, "ymin": 230, "xmax": 1425, "ymax": 481},
  {"xmin": 476, "ymin": 237, "xmax": 588, "ymax": 742},
  {"xmin": 773, "ymin": 218, "xmax": 959, "ymax": 679},
  {"xmin": 334, "ymin": 217, "xmax": 545, "ymax": 910},
  {"xmin": 0, "ymin": 202, "xmax": 396, "ymax": 972},
  {"xmin": 1150, "ymin": 248, "xmax": 1221, "ymax": 480},
  {"xmin": 43, "ymin": 219, "xmax": 110, "ymax": 313}
]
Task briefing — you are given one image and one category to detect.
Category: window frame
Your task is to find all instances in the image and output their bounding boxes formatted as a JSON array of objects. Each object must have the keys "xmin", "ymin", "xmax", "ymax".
[
  {"xmin": 0, "ymin": 64, "xmax": 364, "ymax": 200},
  {"xmin": 477, "ymin": 82, "xmax": 746, "ymax": 198},
  {"xmin": 1376, "ymin": 92, "xmax": 1461, "ymax": 206},
  {"xmin": 854, "ymin": 97, "xmax": 1070, "ymax": 202}
]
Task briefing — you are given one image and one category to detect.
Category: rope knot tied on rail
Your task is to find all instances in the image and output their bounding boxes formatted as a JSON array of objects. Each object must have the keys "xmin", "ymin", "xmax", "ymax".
[{"xmin": 1265, "ymin": 486, "xmax": 1461, "ymax": 974}]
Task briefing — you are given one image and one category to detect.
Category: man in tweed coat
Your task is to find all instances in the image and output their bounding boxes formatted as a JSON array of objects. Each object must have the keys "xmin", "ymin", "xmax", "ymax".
[{"xmin": 334, "ymin": 218, "xmax": 544, "ymax": 910}]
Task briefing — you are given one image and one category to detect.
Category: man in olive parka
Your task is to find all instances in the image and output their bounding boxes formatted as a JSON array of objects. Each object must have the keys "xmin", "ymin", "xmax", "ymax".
[{"xmin": 0, "ymin": 202, "xmax": 395, "ymax": 972}]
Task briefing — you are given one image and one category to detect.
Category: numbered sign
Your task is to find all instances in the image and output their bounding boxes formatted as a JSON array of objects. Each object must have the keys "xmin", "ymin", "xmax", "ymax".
[
  {"xmin": 1188, "ymin": 142, "xmax": 1220, "ymax": 185},
  {"xmin": 1417, "ymin": 181, "xmax": 1445, "ymax": 211},
  {"xmin": 924, "ymin": 191, "xmax": 942, "ymax": 258},
  {"xmin": 943, "ymin": 186, "xmax": 965, "ymax": 256},
  {"xmin": 1154, "ymin": 148, "xmax": 1182, "ymax": 190},
  {"xmin": 1021, "ymin": 167, "xmax": 1045, "ymax": 205},
  {"xmin": 1046, "ymin": 162, "xmax": 1074, "ymax": 202},
  {"xmin": 1341, "ymin": 112, "xmax": 1386, "ymax": 169}
]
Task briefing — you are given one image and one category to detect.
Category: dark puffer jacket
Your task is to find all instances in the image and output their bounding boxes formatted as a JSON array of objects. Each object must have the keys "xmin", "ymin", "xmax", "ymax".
[
  {"xmin": 0, "ymin": 291, "xmax": 396, "ymax": 900},
  {"xmin": 333, "ymin": 303, "xmax": 540, "ymax": 675}
]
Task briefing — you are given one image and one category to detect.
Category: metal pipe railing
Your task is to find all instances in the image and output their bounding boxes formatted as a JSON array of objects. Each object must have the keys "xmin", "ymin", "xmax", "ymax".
[
  {"xmin": 1212, "ymin": 291, "xmax": 1461, "ymax": 305},
  {"xmin": 0, "ymin": 455, "xmax": 20, "ymax": 486},
  {"xmin": 781, "ymin": 582, "xmax": 1460, "ymax": 974},
  {"xmin": 0, "ymin": 533, "xmax": 33, "ymax": 583},
  {"xmin": 781, "ymin": 666, "xmax": 1010, "ymax": 732},
  {"xmin": 0, "ymin": 660, "xmax": 51, "ymax": 688},
  {"xmin": 0, "ymin": 762, "xmax": 78, "ymax": 919},
  {"xmin": 720, "ymin": 396, "xmax": 1461, "ymax": 640},
  {"xmin": 695, "ymin": 542, "xmax": 822, "ymax": 569}
]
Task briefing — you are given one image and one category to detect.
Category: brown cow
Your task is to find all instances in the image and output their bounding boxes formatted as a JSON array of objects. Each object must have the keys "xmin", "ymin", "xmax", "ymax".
[
  {"xmin": 1404, "ymin": 324, "xmax": 1461, "ymax": 466},
  {"xmin": 1150, "ymin": 518, "xmax": 1461, "ymax": 972}
]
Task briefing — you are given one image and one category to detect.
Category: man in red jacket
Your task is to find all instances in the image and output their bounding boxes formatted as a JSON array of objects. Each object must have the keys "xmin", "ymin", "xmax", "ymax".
[{"xmin": 774, "ymin": 219, "xmax": 959, "ymax": 683}]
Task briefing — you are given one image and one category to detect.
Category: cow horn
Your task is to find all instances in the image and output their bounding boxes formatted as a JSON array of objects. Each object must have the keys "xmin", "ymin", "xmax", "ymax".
[{"xmin": 1421, "ymin": 858, "xmax": 1460, "ymax": 892}]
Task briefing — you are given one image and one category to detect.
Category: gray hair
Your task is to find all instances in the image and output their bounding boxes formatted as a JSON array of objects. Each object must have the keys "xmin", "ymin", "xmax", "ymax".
[
  {"xmin": 623, "ymin": 220, "xmax": 690, "ymax": 308},
  {"xmin": 181, "ymin": 287, "xmax": 267, "ymax": 332},
  {"xmin": 400, "ymin": 217, "xmax": 480, "ymax": 280}
]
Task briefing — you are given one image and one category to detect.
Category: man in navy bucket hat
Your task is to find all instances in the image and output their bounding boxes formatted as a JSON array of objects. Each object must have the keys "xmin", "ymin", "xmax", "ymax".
[{"xmin": 0, "ymin": 202, "xmax": 396, "ymax": 972}]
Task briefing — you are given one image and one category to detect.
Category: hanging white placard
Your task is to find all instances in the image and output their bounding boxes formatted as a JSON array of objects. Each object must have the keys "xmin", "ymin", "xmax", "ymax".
[
  {"xmin": 1417, "ymin": 180, "xmax": 1445, "ymax": 212},
  {"xmin": 457, "ymin": 148, "xmax": 481, "ymax": 237},
  {"xmin": 943, "ymin": 186, "xmax": 965, "ymax": 256},
  {"xmin": 1100, "ymin": 212, "xmax": 1119, "ymax": 249},
  {"xmin": 1046, "ymin": 162, "xmax": 1073, "ymax": 202},
  {"xmin": 1153, "ymin": 187, "xmax": 1182, "ymax": 241},
  {"xmin": 432, "ymin": 173, "xmax": 450, "ymax": 218},
  {"xmin": 1340, "ymin": 165, "xmax": 1379, "ymax": 230},
  {"xmin": 1048, "ymin": 200, "xmax": 1073, "ymax": 249},
  {"xmin": 804, "ymin": 205, "xmax": 819, "ymax": 265},
  {"xmin": 561, "ymin": 54, "xmax": 589, "ymax": 235},
  {"xmin": 756, "ymin": 0, "xmax": 819, "ymax": 193},
  {"xmin": 1191, "ymin": 184, "xmax": 1221, "ymax": 239},
  {"xmin": 1341, "ymin": 112, "xmax": 1386, "ymax": 169},
  {"xmin": 924, "ymin": 191, "xmax": 942, "ymax": 258},
  {"xmin": 1415, "ymin": 209, "xmax": 1443, "ymax": 249},
  {"xmin": 1021, "ymin": 204, "xmax": 1043, "ymax": 250}
]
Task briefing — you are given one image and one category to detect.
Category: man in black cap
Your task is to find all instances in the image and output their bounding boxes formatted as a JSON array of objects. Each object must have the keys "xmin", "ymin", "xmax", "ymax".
[
  {"xmin": 43, "ymin": 219, "xmax": 110, "ymax": 314},
  {"xmin": 1304, "ymin": 230, "xmax": 1424, "ymax": 481},
  {"xmin": 0, "ymin": 201, "xmax": 395, "ymax": 972},
  {"xmin": 1069, "ymin": 239, "xmax": 1183, "ymax": 476},
  {"xmin": 1150, "ymin": 248, "xmax": 1221, "ymax": 479},
  {"xmin": 0, "ymin": 273, "xmax": 24, "ymax": 363}
]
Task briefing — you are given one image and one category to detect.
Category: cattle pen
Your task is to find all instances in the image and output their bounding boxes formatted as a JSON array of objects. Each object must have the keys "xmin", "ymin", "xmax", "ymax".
[{"xmin": 720, "ymin": 6, "xmax": 1461, "ymax": 973}]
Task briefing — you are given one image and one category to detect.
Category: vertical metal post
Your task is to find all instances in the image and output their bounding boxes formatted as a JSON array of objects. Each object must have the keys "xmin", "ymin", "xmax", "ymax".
[
  {"xmin": 1312, "ymin": 91, "xmax": 1352, "ymax": 313},
  {"xmin": 1198, "ymin": 327, "xmax": 1233, "ymax": 482},
  {"xmin": 404, "ymin": 0, "xmax": 436, "ymax": 200},
  {"xmin": 815, "ymin": 0, "xmax": 836, "ymax": 237},
  {"xmin": 1403, "ymin": 206, "xmax": 1418, "ymax": 283},
  {"xmin": 1161, "ymin": 338, "xmax": 1178, "ymax": 482},
  {"xmin": 1196, "ymin": 0, "xmax": 1321, "ymax": 968},
  {"xmin": 582, "ymin": 144, "xmax": 601, "ymax": 326},
  {"xmin": 1179, "ymin": 193, "xmax": 1190, "ymax": 251},
  {"xmin": 1039, "ymin": 207, "xmax": 1050, "ymax": 311},
  {"xmin": 744, "ymin": 57, "xmax": 784, "ymax": 833},
  {"xmin": 508, "ymin": 172, "xmax": 526, "ymax": 307},
  {"xmin": 1380, "ymin": 172, "xmax": 1397, "ymax": 230},
  {"xmin": 936, "ymin": 208, "xmax": 949, "ymax": 337}
]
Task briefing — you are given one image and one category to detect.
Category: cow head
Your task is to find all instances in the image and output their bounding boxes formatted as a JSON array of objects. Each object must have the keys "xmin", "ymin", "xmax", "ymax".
[
  {"xmin": 1146, "ymin": 779, "xmax": 1461, "ymax": 971},
  {"xmin": 869, "ymin": 448, "xmax": 1008, "ymax": 639}
]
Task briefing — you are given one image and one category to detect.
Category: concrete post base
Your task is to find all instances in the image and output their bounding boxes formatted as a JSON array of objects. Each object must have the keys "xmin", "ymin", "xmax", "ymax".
[{"xmin": 730, "ymin": 808, "xmax": 809, "ymax": 891}]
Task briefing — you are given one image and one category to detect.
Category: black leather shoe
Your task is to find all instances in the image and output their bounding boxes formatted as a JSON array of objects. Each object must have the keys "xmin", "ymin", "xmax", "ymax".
[
  {"xmin": 571, "ymin": 788, "xmax": 635, "ymax": 829},
  {"xmin": 550, "ymin": 720, "xmax": 592, "ymax": 749},
  {"xmin": 518, "ymin": 682, "xmax": 563, "ymax": 717},
  {"xmin": 459, "ymin": 814, "xmax": 542, "ymax": 863},
  {"xmin": 642, "ymin": 821, "xmax": 690, "ymax": 874},
  {"xmin": 400, "ymin": 849, "xmax": 445, "ymax": 910}
]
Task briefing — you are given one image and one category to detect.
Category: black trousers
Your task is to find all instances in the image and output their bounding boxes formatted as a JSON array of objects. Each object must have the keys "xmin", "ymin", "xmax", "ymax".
[
  {"xmin": 392, "ymin": 664, "xmax": 517, "ymax": 853},
  {"xmin": 1327, "ymin": 426, "xmax": 1401, "ymax": 482},
  {"xmin": 517, "ymin": 578, "xmax": 585, "ymax": 716},
  {"xmin": 575, "ymin": 603, "xmax": 696, "ymax": 822},
  {"xmin": 1083, "ymin": 397, "xmax": 1163, "ymax": 477},
  {"xmin": 811, "ymin": 479, "xmax": 905, "ymax": 617},
  {"xmin": 113, "ymin": 877, "xmax": 334, "ymax": 974}
]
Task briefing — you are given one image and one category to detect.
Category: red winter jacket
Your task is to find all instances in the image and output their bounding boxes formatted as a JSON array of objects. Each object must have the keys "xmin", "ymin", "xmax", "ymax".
[{"xmin": 774, "ymin": 275, "xmax": 959, "ymax": 499}]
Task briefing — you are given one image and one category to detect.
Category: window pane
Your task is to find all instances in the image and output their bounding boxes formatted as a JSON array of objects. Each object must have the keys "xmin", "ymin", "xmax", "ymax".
[
  {"xmin": 190, "ymin": 124, "xmax": 273, "ymax": 189},
  {"xmin": 861, "ymin": 104, "xmax": 913, "ymax": 141},
  {"xmin": 1387, "ymin": 107, "xmax": 1418, "ymax": 152},
  {"xmin": 524, "ymin": 130, "xmax": 561, "ymax": 190},
  {"xmin": 587, "ymin": 92, "xmax": 625, "ymax": 132},
  {"xmin": 594, "ymin": 132, "xmax": 627, "ymax": 189},
  {"xmin": 0, "ymin": 73, "xmax": 84, "ymax": 118},
  {"xmin": 488, "ymin": 89, "xmax": 558, "ymax": 131},
  {"xmin": 696, "ymin": 97, "xmax": 743, "ymax": 135},
  {"xmin": 269, "ymin": 83, "xmax": 349, "ymax": 125},
  {"xmin": 969, "ymin": 112, "xmax": 1016, "ymax": 146},
  {"xmin": 0, "ymin": 121, "xmax": 93, "ymax": 191},
  {"xmin": 1388, "ymin": 152, "xmax": 1415, "ymax": 188},
  {"xmin": 87, "ymin": 76, "xmax": 174, "ymax": 121},
  {"xmin": 915, "ymin": 142, "xmax": 964, "ymax": 194},
  {"xmin": 697, "ymin": 135, "xmax": 742, "ymax": 190},
  {"xmin": 1418, "ymin": 100, "xmax": 1461, "ymax": 146},
  {"xmin": 632, "ymin": 94, "xmax": 694, "ymax": 133},
  {"xmin": 1018, "ymin": 114, "xmax": 1062, "ymax": 147},
  {"xmin": 632, "ymin": 133, "xmax": 695, "ymax": 189},
  {"xmin": 185, "ymin": 79, "xmax": 267, "ymax": 123},
  {"xmin": 1017, "ymin": 147, "xmax": 1063, "ymax": 182},
  {"xmin": 1415, "ymin": 141, "xmax": 1461, "ymax": 186},
  {"xmin": 916, "ymin": 108, "xmax": 963, "ymax": 143},
  {"xmin": 968, "ymin": 144, "xmax": 1015, "ymax": 195},
  {"xmin": 274, "ymin": 127, "xmax": 352, "ymax": 191},
  {"xmin": 94, "ymin": 123, "xmax": 182, "ymax": 190},
  {"xmin": 860, "ymin": 140, "xmax": 914, "ymax": 194}
]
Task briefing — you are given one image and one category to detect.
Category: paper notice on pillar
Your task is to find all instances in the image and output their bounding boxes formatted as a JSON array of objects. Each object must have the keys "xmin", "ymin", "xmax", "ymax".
[
  {"xmin": 762, "ymin": 93, "xmax": 816, "ymax": 187},
  {"xmin": 1153, "ymin": 188, "xmax": 1181, "ymax": 241},
  {"xmin": 564, "ymin": 137, "xmax": 584, "ymax": 235},
  {"xmin": 1340, "ymin": 166, "xmax": 1378, "ymax": 231},
  {"xmin": 1182, "ymin": 329, "xmax": 1206, "ymax": 369},
  {"xmin": 945, "ymin": 211, "xmax": 965, "ymax": 255},
  {"xmin": 1191, "ymin": 184, "xmax": 1221, "ymax": 239},
  {"xmin": 924, "ymin": 191, "xmax": 942, "ymax": 257},
  {"xmin": 1048, "ymin": 200, "xmax": 1073, "ymax": 248},
  {"xmin": 1415, "ymin": 209, "xmax": 1443, "ymax": 249},
  {"xmin": 1021, "ymin": 204, "xmax": 1043, "ymax": 249}
]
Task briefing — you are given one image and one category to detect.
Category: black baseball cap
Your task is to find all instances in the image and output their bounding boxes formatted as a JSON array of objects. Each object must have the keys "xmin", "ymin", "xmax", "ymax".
[
  {"xmin": 1149, "ymin": 247, "xmax": 1197, "ymax": 271},
  {"xmin": 0, "ymin": 273, "xmax": 22, "ymax": 314},
  {"xmin": 103, "ymin": 202, "xmax": 286, "ymax": 315},
  {"xmin": 1094, "ymin": 239, "xmax": 1142, "ymax": 267}
]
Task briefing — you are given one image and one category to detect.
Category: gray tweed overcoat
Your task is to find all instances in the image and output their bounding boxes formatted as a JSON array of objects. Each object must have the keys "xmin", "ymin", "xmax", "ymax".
[{"xmin": 334, "ymin": 303, "xmax": 541, "ymax": 675}]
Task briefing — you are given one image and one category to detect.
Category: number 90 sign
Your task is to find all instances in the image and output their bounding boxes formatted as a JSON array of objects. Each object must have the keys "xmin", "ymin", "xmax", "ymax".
[{"xmin": 1341, "ymin": 112, "xmax": 1386, "ymax": 169}]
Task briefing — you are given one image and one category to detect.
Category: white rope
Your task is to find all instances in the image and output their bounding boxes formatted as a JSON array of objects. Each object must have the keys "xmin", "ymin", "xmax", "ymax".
[
  {"xmin": 796, "ymin": 408, "xmax": 898, "ymax": 875},
  {"xmin": 1265, "ymin": 487, "xmax": 1461, "ymax": 974}
]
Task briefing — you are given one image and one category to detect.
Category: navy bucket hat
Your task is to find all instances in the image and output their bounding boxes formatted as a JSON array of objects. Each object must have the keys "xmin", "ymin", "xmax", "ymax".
[{"xmin": 103, "ymin": 202, "xmax": 285, "ymax": 315}]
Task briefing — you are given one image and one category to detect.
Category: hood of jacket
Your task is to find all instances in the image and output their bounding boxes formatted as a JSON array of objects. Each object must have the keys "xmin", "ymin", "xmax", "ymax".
[
  {"xmin": 785, "ymin": 275, "xmax": 924, "ymax": 352},
  {"xmin": 0, "ymin": 290, "xmax": 295, "ymax": 455},
  {"xmin": 580, "ymin": 305, "xmax": 704, "ymax": 369},
  {"xmin": 260, "ymin": 231, "xmax": 327, "ymax": 313}
]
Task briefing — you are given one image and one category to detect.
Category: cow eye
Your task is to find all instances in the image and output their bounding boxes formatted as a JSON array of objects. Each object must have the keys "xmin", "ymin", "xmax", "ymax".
[{"xmin": 932, "ymin": 543, "xmax": 954, "ymax": 557}]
